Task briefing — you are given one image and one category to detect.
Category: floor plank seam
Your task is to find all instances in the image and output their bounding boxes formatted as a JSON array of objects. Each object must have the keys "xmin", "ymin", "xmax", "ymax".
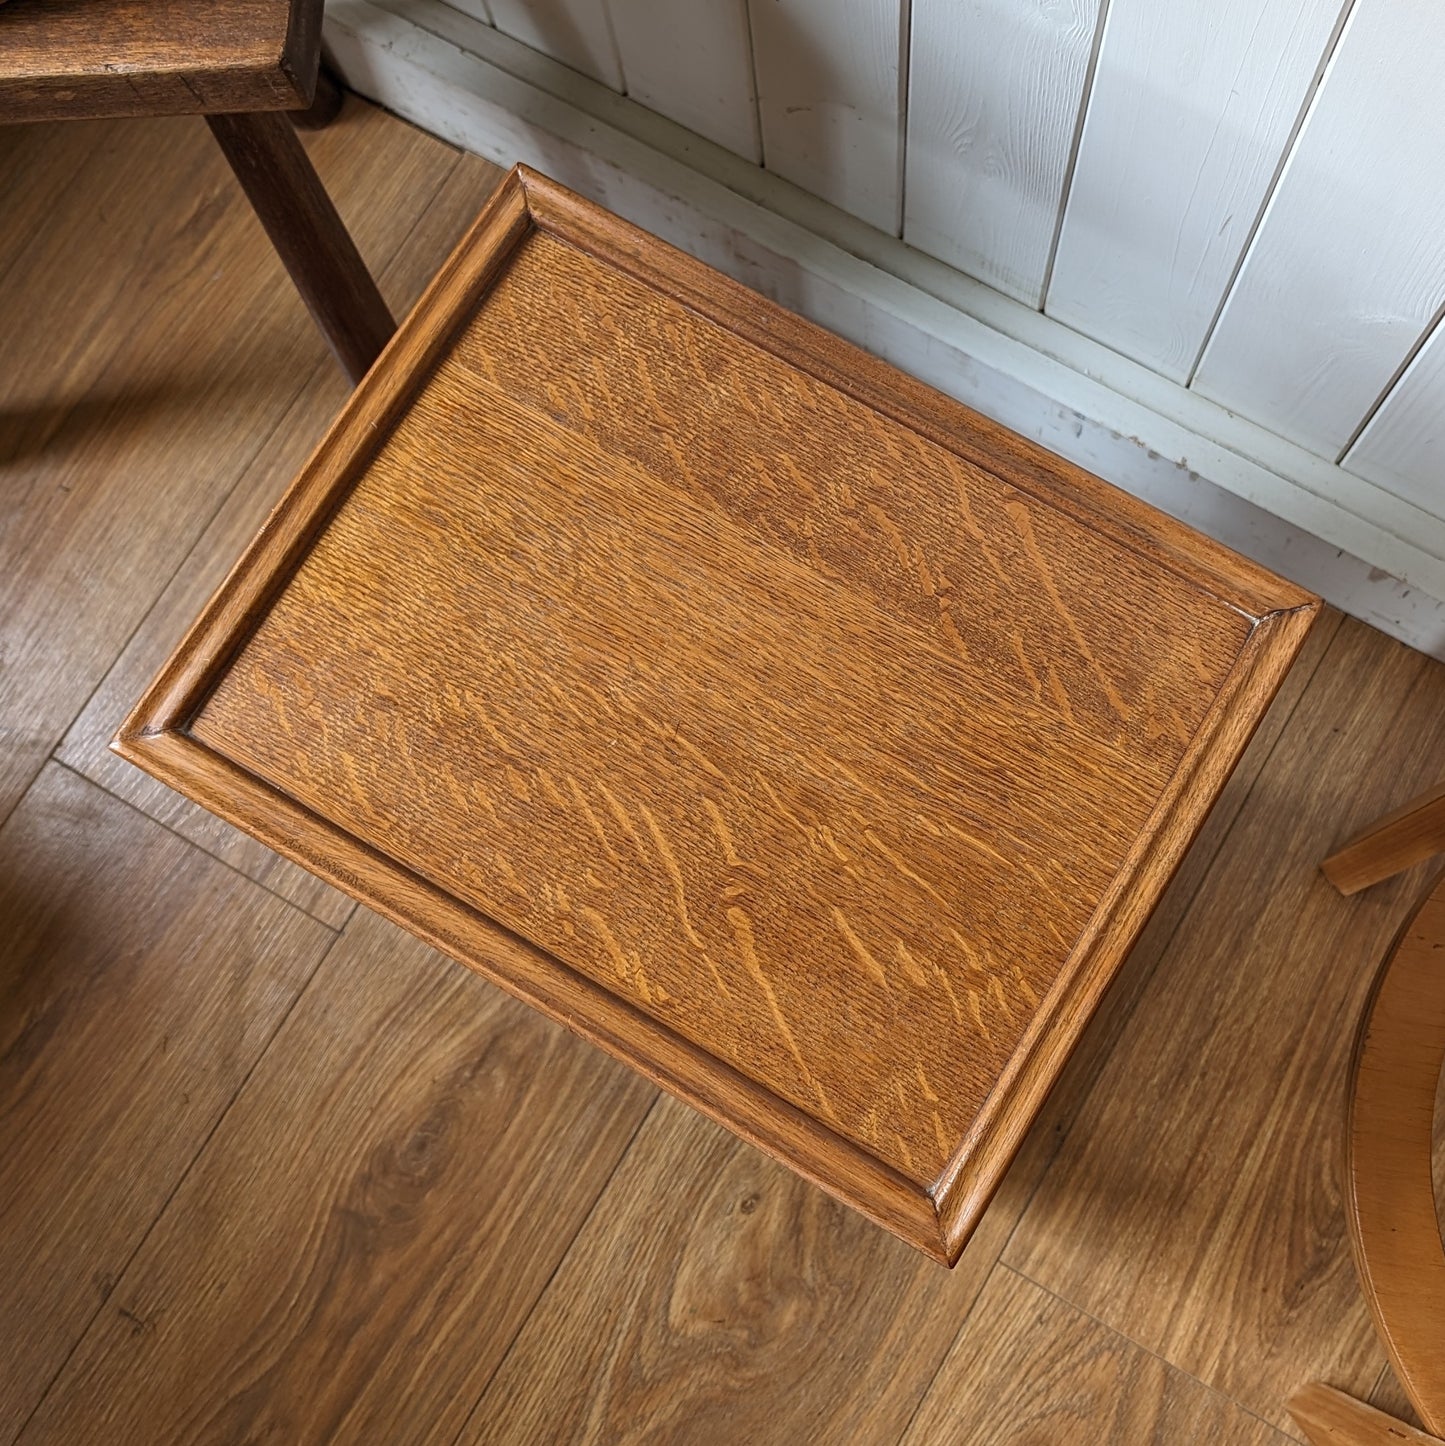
[
  {"xmin": 1367, "ymin": 1361, "xmax": 1396, "ymax": 1413},
  {"xmin": 1002, "ymin": 1263, "xmax": 1299, "ymax": 1442},
  {"xmin": 48, "ymin": 758, "xmax": 353, "ymax": 932},
  {"xmin": 11, "ymin": 920, "xmax": 349, "ymax": 1445},
  {"xmin": 16, "ymin": 390, "xmax": 318, "ymax": 849},
  {"xmin": 985, "ymin": 605, "xmax": 1342, "ymax": 1268},
  {"xmin": 885, "ymin": 1253, "xmax": 1005, "ymax": 1446},
  {"xmin": 445, "ymin": 1089, "xmax": 665, "ymax": 1446},
  {"xmin": 28, "ymin": 123, "xmax": 466, "ymax": 859}
]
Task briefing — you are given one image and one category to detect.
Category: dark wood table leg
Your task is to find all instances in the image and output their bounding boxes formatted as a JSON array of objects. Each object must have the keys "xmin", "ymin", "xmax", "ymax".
[
  {"xmin": 290, "ymin": 61, "xmax": 345, "ymax": 131},
  {"xmin": 206, "ymin": 109, "xmax": 395, "ymax": 385}
]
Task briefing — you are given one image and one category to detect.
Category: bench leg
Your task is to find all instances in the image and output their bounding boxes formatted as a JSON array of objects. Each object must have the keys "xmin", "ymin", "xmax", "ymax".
[{"xmin": 206, "ymin": 109, "xmax": 395, "ymax": 385}]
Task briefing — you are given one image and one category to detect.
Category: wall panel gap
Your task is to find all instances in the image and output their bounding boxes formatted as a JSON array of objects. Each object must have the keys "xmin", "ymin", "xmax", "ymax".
[
  {"xmin": 1039, "ymin": 0, "xmax": 1113, "ymax": 313},
  {"xmin": 893, "ymin": 0, "xmax": 912, "ymax": 240},
  {"xmin": 1336, "ymin": 301, "xmax": 1445, "ymax": 464},
  {"xmin": 1185, "ymin": 0, "xmax": 1360, "ymax": 388}
]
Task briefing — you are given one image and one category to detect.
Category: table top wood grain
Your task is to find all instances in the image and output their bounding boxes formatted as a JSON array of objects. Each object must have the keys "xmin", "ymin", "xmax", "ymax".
[
  {"xmin": 114, "ymin": 167, "xmax": 1318, "ymax": 1263},
  {"xmin": 0, "ymin": 0, "xmax": 320, "ymax": 122}
]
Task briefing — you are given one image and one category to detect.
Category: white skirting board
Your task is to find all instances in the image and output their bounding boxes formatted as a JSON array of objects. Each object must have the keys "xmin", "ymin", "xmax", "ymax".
[{"xmin": 324, "ymin": 0, "xmax": 1445, "ymax": 660}]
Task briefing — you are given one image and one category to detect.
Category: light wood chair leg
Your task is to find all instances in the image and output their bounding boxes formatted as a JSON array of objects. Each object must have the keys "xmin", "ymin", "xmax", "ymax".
[
  {"xmin": 206, "ymin": 109, "xmax": 395, "ymax": 385},
  {"xmin": 1322, "ymin": 780, "xmax": 1445, "ymax": 893},
  {"xmin": 1289, "ymin": 1383, "xmax": 1444, "ymax": 1445}
]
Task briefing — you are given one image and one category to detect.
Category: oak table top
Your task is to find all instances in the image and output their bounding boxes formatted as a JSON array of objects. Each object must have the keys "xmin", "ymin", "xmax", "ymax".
[{"xmin": 115, "ymin": 167, "xmax": 1318, "ymax": 1263}]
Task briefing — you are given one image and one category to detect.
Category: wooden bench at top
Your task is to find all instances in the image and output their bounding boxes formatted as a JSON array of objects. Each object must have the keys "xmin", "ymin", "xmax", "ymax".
[
  {"xmin": 113, "ymin": 167, "xmax": 1318, "ymax": 1264},
  {"xmin": 0, "ymin": 0, "xmax": 393, "ymax": 384}
]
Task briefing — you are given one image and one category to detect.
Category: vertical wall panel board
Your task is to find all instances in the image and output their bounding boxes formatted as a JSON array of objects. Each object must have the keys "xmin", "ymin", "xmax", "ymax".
[
  {"xmin": 1193, "ymin": 3, "xmax": 1445, "ymax": 458},
  {"xmin": 1344, "ymin": 317, "xmax": 1445, "ymax": 514},
  {"xmin": 904, "ymin": 0, "xmax": 1101, "ymax": 307},
  {"xmin": 486, "ymin": 0, "xmax": 623, "ymax": 88},
  {"xmin": 444, "ymin": 0, "xmax": 495, "ymax": 25},
  {"xmin": 1046, "ymin": 0, "xmax": 1344, "ymax": 381},
  {"xmin": 608, "ymin": 0, "xmax": 760, "ymax": 161},
  {"xmin": 749, "ymin": 0, "xmax": 905, "ymax": 235}
]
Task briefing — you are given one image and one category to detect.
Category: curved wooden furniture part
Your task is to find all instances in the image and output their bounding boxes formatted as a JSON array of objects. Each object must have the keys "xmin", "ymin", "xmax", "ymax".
[
  {"xmin": 0, "ymin": 0, "xmax": 393, "ymax": 383},
  {"xmin": 1345, "ymin": 875, "xmax": 1445, "ymax": 1435},
  {"xmin": 1297, "ymin": 819, "xmax": 1445, "ymax": 1445}
]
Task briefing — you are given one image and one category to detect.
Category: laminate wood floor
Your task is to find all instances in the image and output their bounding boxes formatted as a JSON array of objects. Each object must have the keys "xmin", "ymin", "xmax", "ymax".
[{"xmin": 1, "ymin": 103, "xmax": 1437, "ymax": 1445}]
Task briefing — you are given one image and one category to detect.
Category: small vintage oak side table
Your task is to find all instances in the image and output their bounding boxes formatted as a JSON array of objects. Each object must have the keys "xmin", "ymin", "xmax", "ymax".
[{"xmin": 114, "ymin": 168, "xmax": 1318, "ymax": 1264}]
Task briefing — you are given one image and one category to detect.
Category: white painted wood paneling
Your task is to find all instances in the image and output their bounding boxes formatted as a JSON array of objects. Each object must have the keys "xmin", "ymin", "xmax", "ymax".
[
  {"xmin": 1193, "ymin": 2, "xmax": 1445, "ymax": 459},
  {"xmin": 485, "ymin": 0, "xmax": 622, "ymax": 89},
  {"xmin": 607, "ymin": 0, "xmax": 759, "ymax": 161},
  {"xmin": 904, "ymin": 0, "xmax": 1101, "ymax": 307},
  {"xmin": 1345, "ymin": 317, "xmax": 1445, "ymax": 513},
  {"xmin": 442, "ymin": 0, "xmax": 494, "ymax": 25},
  {"xmin": 1046, "ymin": 0, "xmax": 1344, "ymax": 381},
  {"xmin": 749, "ymin": 0, "xmax": 904, "ymax": 234},
  {"xmin": 328, "ymin": 0, "xmax": 1445, "ymax": 661}
]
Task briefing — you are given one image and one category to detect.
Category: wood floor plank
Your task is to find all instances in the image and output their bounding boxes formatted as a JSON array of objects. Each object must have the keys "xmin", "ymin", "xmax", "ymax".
[
  {"xmin": 1005, "ymin": 617, "xmax": 1445, "ymax": 1434},
  {"xmin": 0, "ymin": 122, "xmax": 104, "ymax": 300},
  {"xmin": 56, "ymin": 151, "xmax": 504, "ymax": 928},
  {"xmin": 0, "ymin": 101, "xmax": 458, "ymax": 831},
  {"xmin": 0, "ymin": 120, "xmax": 199, "ymax": 422},
  {"xmin": 900, "ymin": 1267, "xmax": 1292, "ymax": 1445},
  {"xmin": 17, "ymin": 908, "xmax": 656, "ymax": 1446},
  {"xmin": 0, "ymin": 763, "xmax": 333, "ymax": 1442},
  {"xmin": 458, "ymin": 1094, "xmax": 1010, "ymax": 1446}
]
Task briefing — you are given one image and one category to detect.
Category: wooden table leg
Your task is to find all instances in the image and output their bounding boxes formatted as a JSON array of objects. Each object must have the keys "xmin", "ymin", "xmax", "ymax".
[
  {"xmin": 290, "ymin": 61, "xmax": 345, "ymax": 131},
  {"xmin": 206, "ymin": 109, "xmax": 395, "ymax": 385}
]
